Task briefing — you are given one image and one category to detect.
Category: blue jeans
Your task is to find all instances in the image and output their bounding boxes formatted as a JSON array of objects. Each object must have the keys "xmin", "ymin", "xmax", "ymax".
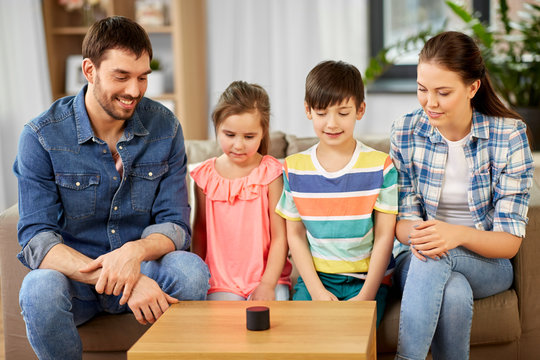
[
  {"xmin": 394, "ymin": 247, "xmax": 513, "ymax": 360},
  {"xmin": 19, "ymin": 250, "xmax": 210, "ymax": 360}
]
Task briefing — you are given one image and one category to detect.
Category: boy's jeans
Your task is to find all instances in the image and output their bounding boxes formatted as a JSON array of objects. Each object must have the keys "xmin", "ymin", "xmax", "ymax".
[
  {"xmin": 394, "ymin": 246, "xmax": 513, "ymax": 360},
  {"xmin": 19, "ymin": 250, "xmax": 210, "ymax": 360}
]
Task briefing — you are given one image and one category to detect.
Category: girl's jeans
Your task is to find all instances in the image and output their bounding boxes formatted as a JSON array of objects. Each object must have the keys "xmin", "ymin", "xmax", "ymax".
[
  {"xmin": 19, "ymin": 250, "xmax": 210, "ymax": 360},
  {"xmin": 394, "ymin": 246, "xmax": 513, "ymax": 360}
]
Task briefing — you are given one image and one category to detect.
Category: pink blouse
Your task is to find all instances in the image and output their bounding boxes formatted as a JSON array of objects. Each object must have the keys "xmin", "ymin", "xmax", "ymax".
[{"xmin": 190, "ymin": 155, "xmax": 292, "ymax": 298}]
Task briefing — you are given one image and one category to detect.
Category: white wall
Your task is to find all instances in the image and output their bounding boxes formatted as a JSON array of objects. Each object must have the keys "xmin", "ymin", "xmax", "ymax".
[
  {"xmin": 362, "ymin": 93, "xmax": 419, "ymax": 135},
  {"xmin": 0, "ymin": 0, "xmax": 51, "ymax": 212},
  {"xmin": 0, "ymin": 1, "xmax": 420, "ymax": 211}
]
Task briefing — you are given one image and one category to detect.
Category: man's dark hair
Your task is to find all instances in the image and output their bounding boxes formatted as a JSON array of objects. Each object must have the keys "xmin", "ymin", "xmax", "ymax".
[
  {"xmin": 305, "ymin": 60, "xmax": 365, "ymax": 110},
  {"xmin": 82, "ymin": 16, "xmax": 153, "ymax": 68}
]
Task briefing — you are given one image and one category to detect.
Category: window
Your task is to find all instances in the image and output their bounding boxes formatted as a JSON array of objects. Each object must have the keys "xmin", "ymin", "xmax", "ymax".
[{"xmin": 368, "ymin": 0, "xmax": 491, "ymax": 93}]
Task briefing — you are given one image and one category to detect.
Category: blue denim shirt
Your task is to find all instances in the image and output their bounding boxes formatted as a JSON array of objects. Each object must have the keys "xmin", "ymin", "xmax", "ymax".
[{"xmin": 13, "ymin": 86, "xmax": 191, "ymax": 269}]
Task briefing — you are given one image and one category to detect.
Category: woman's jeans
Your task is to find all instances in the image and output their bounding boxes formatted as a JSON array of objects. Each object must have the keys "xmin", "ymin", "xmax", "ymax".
[
  {"xmin": 394, "ymin": 247, "xmax": 513, "ymax": 360},
  {"xmin": 19, "ymin": 250, "xmax": 210, "ymax": 360}
]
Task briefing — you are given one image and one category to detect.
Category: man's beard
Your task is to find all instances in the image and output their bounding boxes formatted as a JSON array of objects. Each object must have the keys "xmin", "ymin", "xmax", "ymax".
[{"xmin": 93, "ymin": 75, "xmax": 140, "ymax": 121}]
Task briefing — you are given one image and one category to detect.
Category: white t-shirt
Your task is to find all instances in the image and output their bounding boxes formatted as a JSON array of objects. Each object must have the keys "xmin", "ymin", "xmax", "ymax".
[{"xmin": 436, "ymin": 131, "xmax": 475, "ymax": 228}]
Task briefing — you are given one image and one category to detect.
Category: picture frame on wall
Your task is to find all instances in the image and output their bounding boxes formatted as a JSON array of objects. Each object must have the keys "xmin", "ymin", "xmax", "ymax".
[{"xmin": 65, "ymin": 55, "xmax": 86, "ymax": 95}]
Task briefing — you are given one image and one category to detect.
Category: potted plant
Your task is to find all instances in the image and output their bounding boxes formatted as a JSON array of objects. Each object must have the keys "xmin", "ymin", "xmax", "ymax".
[
  {"xmin": 146, "ymin": 58, "xmax": 166, "ymax": 98},
  {"xmin": 365, "ymin": 0, "xmax": 540, "ymax": 148}
]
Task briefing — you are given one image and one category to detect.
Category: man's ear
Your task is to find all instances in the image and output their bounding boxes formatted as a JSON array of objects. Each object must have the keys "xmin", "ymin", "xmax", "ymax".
[
  {"xmin": 356, "ymin": 101, "xmax": 366, "ymax": 120},
  {"xmin": 81, "ymin": 58, "xmax": 95, "ymax": 84},
  {"xmin": 304, "ymin": 102, "xmax": 313, "ymax": 120}
]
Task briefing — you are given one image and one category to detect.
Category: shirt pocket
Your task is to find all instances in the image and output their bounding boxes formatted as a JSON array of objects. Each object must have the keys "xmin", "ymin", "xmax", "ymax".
[
  {"xmin": 471, "ymin": 169, "xmax": 492, "ymax": 211},
  {"xmin": 129, "ymin": 162, "xmax": 169, "ymax": 212},
  {"xmin": 55, "ymin": 173, "xmax": 100, "ymax": 220}
]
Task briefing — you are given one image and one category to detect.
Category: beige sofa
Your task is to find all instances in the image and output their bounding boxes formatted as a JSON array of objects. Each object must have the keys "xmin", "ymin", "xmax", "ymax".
[{"xmin": 1, "ymin": 131, "xmax": 539, "ymax": 359}]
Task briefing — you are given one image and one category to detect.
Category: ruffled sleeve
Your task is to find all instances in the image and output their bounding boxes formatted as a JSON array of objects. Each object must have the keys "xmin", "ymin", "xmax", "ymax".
[{"xmin": 190, "ymin": 155, "xmax": 283, "ymax": 204}]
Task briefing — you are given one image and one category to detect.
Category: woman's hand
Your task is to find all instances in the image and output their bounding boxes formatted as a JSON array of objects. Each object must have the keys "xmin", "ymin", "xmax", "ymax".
[{"xmin": 409, "ymin": 220, "xmax": 463, "ymax": 260}]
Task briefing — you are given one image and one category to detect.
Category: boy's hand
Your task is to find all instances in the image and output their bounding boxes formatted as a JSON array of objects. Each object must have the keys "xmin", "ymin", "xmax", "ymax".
[
  {"xmin": 347, "ymin": 292, "xmax": 371, "ymax": 301},
  {"xmin": 311, "ymin": 288, "xmax": 339, "ymax": 301},
  {"xmin": 249, "ymin": 282, "xmax": 276, "ymax": 301}
]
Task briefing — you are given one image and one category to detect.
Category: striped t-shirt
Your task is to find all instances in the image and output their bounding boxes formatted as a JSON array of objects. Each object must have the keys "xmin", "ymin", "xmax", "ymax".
[{"xmin": 276, "ymin": 140, "xmax": 398, "ymax": 281}]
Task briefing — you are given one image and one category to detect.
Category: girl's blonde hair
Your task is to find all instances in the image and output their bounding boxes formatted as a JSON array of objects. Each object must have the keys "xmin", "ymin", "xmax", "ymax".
[{"xmin": 212, "ymin": 81, "xmax": 271, "ymax": 155}]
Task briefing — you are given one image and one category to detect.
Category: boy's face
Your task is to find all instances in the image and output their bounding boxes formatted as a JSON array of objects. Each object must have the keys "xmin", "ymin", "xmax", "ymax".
[{"xmin": 305, "ymin": 97, "xmax": 365, "ymax": 148}]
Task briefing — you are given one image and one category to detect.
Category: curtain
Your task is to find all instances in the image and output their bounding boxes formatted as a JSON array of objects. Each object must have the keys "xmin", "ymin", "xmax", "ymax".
[
  {"xmin": 0, "ymin": 0, "xmax": 51, "ymax": 211},
  {"xmin": 207, "ymin": 0, "xmax": 369, "ymax": 138}
]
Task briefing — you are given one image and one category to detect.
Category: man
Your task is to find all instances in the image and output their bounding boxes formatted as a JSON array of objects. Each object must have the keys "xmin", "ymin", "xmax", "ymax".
[{"xmin": 13, "ymin": 16, "xmax": 210, "ymax": 359}]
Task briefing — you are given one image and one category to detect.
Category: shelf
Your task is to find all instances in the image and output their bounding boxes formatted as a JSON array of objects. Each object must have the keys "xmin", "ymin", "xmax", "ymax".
[
  {"xmin": 52, "ymin": 27, "xmax": 91, "ymax": 35},
  {"xmin": 42, "ymin": 0, "xmax": 208, "ymax": 139},
  {"xmin": 144, "ymin": 25, "xmax": 173, "ymax": 33}
]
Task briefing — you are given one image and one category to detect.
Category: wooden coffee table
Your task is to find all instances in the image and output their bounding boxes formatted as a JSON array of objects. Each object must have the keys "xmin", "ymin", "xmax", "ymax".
[{"xmin": 128, "ymin": 300, "xmax": 376, "ymax": 359}]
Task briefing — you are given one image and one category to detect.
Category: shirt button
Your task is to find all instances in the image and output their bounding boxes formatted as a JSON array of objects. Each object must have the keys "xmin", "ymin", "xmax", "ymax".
[
  {"xmin": 118, "ymin": 146, "xmax": 123, "ymax": 150},
  {"xmin": 103, "ymin": 149, "xmax": 107, "ymax": 154},
  {"xmin": 148, "ymin": 172, "xmax": 153, "ymax": 177},
  {"xmin": 113, "ymin": 176, "xmax": 118, "ymax": 181},
  {"xmin": 76, "ymin": 182, "xmax": 81, "ymax": 186},
  {"xmin": 114, "ymin": 206, "xmax": 118, "ymax": 211},
  {"xmin": 111, "ymin": 229, "xmax": 116, "ymax": 234}
]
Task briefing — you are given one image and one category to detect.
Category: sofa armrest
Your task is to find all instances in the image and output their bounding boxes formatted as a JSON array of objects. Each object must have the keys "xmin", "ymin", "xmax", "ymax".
[
  {"xmin": 0, "ymin": 204, "xmax": 36, "ymax": 359},
  {"xmin": 513, "ymin": 205, "xmax": 540, "ymax": 354}
]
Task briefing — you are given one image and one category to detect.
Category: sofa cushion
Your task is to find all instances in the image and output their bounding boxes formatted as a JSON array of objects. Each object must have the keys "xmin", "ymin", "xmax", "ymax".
[
  {"xmin": 78, "ymin": 313, "xmax": 149, "ymax": 352},
  {"xmin": 377, "ymin": 288, "xmax": 521, "ymax": 353},
  {"xmin": 268, "ymin": 131, "xmax": 287, "ymax": 159}
]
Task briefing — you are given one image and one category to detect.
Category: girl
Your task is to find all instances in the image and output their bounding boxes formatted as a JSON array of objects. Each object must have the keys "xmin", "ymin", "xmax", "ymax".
[
  {"xmin": 391, "ymin": 31, "xmax": 534, "ymax": 359},
  {"xmin": 191, "ymin": 81, "xmax": 292, "ymax": 301}
]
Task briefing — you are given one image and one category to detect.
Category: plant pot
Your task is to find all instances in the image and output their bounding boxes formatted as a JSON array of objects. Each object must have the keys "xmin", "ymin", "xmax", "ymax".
[
  {"xmin": 515, "ymin": 107, "xmax": 540, "ymax": 151},
  {"xmin": 146, "ymin": 71, "xmax": 165, "ymax": 98}
]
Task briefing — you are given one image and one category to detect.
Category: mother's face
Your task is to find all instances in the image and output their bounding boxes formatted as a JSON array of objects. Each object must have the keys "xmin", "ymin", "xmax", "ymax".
[{"xmin": 416, "ymin": 61, "xmax": 480, "ymax": 141}]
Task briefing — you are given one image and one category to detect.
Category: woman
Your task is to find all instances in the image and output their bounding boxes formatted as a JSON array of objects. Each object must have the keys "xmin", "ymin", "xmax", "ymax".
[{"xmin": 391, "ymin": 31, "xmax": 534, "ymax": 359}]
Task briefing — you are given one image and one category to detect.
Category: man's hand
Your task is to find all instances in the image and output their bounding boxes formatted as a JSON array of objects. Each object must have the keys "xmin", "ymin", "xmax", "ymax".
[
  {"xmin": 79, "ymin": 242, "xmax": 144, "ymax": 304},
  {"xmin": 249, "ymin": 282, "xmax": 276, "ymax": 301},
  {"xmin": 128, "ymin": 275, "xmax": 179, "ymax": 325}
]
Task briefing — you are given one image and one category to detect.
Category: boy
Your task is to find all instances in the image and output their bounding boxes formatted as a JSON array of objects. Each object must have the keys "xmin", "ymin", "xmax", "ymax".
[{"xmin": 276, "ymin": 60, "xmax": 397, "ymax": 326}]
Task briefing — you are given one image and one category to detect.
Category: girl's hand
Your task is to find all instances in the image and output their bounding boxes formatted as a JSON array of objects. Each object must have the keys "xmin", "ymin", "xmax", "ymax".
[
  {"xmin": 249, "ymin": 282, "xmax": 276, "ymax": 301},
  {"xmin": 409, "ymin": 220, "xmax": 461, "ymax": 260}
]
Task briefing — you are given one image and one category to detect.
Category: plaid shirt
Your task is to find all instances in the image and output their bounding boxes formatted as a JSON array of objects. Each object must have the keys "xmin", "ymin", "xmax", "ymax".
[{"xmin": 390, "ymin": 108, "xmax": 534, "ymax": 243}]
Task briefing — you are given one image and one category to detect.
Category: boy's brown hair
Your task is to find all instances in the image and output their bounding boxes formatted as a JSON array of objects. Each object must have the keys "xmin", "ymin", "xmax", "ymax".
[{"xmin": 305, "ymin": 60, "xmax": 365, "ymax": 110}]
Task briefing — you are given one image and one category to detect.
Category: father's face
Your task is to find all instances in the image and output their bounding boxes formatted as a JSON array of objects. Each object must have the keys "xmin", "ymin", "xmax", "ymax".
[{"xmin": 89, "ymin": 49, "xmax": 151, "ymax": 121}]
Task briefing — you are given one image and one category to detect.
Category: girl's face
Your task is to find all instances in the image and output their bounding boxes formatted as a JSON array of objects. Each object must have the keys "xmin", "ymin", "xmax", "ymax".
[
  {"xmin": 217, "ymin": 111, "xmax": 264, "ymax": 165},
  {"xmin": 417, "ymin": 61, "xmax": 480, "ymax": 140}
]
